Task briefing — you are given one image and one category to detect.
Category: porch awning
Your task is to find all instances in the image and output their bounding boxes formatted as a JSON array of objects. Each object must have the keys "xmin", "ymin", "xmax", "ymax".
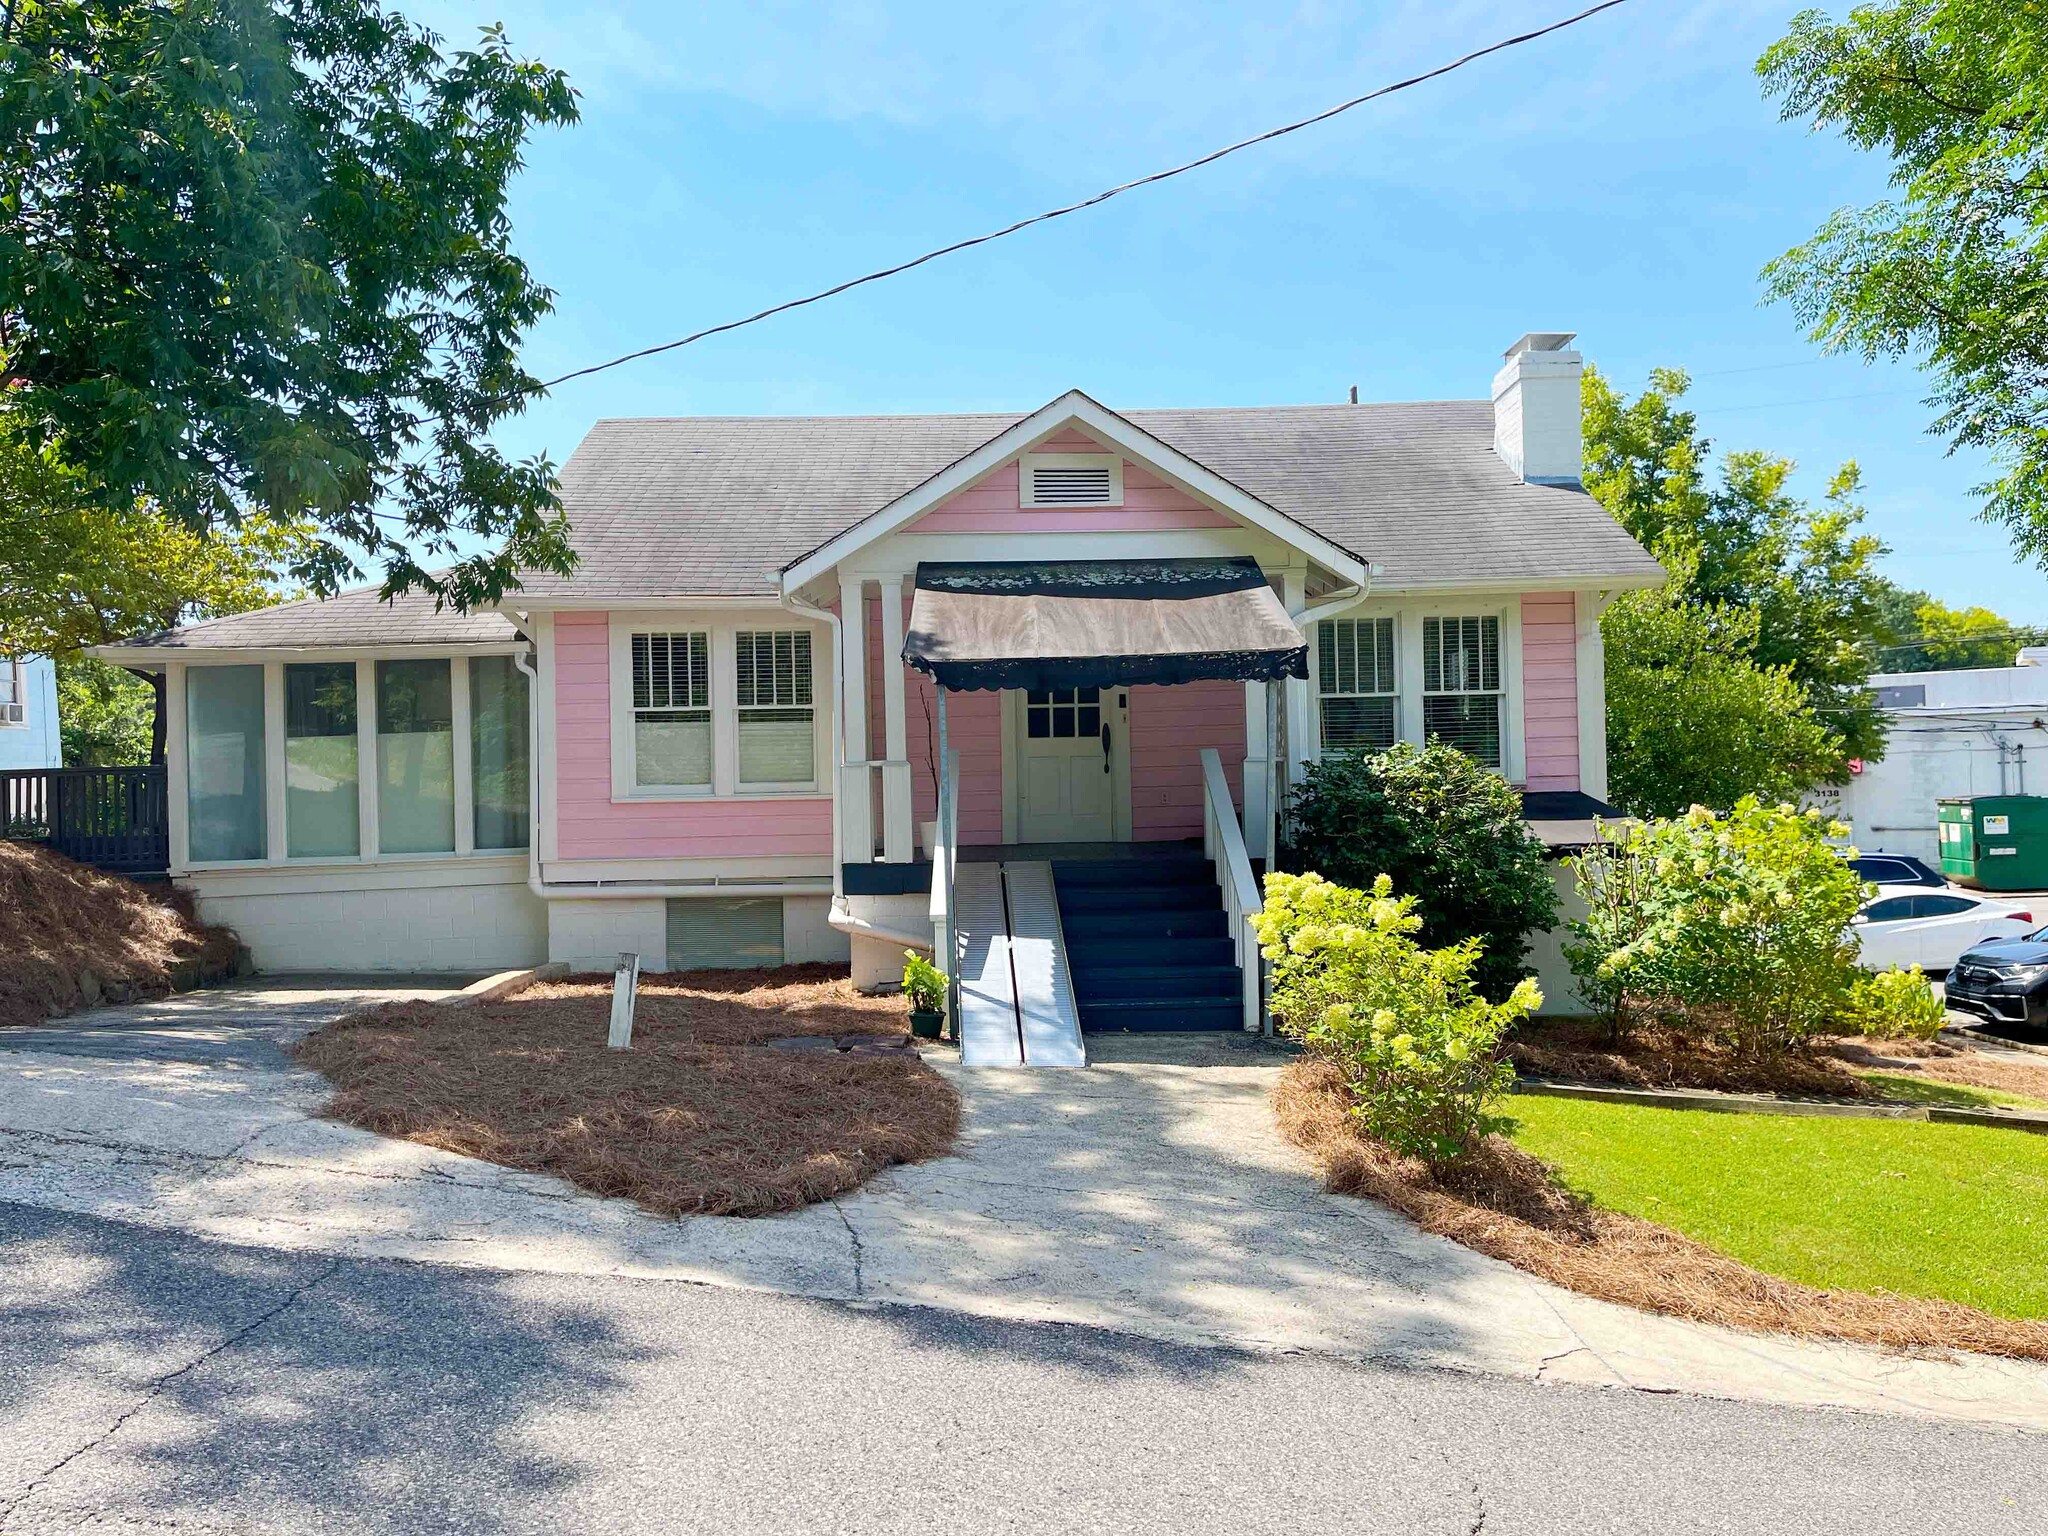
[{"xmin": 902, "ymin": 558, "xmax": 1308, "ymax": 692}]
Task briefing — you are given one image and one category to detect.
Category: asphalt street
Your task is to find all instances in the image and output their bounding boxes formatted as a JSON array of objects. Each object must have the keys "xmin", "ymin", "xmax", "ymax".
[{"xmin": 0, "ymin": 1200, "xmax": 2038, "ymax": 1536}]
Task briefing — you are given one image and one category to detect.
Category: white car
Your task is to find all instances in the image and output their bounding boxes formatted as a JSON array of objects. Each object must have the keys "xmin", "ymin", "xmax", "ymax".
[{"xmin": 1852, "ymin": 889, "xmax": 2038, "ymax": 974}]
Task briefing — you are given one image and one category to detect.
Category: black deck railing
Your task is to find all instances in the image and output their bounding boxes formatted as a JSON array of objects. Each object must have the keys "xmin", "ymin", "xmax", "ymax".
[{"xmin": 0, "ymin": 766, "xmax": 170, "ymax": 877}]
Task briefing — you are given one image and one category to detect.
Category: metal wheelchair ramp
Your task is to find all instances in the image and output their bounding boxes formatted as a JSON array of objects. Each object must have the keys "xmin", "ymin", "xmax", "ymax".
[{"xmin": 952, "ymin": 860, "xmax": 1087, "ymax": 1069}]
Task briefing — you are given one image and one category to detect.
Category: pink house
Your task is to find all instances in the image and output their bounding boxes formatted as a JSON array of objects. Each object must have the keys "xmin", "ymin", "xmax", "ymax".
[{"xmin": 96, "ymin": 333, "xmax": 1660, "ymax": 1050}]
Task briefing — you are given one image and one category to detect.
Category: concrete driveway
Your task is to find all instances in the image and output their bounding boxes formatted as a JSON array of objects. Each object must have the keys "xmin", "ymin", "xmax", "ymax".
[{"xmin": 0, "ymin": 980, "xmax": 2044, "ymax": 1432}]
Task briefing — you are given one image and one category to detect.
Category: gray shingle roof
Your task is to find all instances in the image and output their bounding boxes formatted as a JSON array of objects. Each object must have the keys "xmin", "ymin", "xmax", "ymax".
[
  {"xmin": 110, "ymin": 583, "xmax": 518, "ymax": 651},
  {"xmin": 515, "ymin": 399, "xmax": 1661, "ymax": 601}
]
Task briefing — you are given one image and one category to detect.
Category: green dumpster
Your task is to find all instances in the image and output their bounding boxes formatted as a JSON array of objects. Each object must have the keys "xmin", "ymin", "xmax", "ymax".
[{"xmin": 1937, "ymin": 796, "xmax": 2048, "ymax": 890}]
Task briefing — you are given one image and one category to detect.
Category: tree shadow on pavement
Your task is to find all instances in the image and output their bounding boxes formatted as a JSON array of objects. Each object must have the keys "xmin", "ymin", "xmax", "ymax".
[{"xmin": 0, "ymin": 1201, "xmax": 645, "ymax": 1535}]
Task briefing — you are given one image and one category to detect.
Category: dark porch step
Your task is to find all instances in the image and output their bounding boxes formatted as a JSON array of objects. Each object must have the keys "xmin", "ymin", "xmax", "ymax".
[
  {"xmin": 1071, "ymin": 964, "xmax": 1243, "ymax": 1001},
  {"xmin": 1051, "ymin": 857, "xmax": 1212, "ymax": 888},
  {"xmin": 1055, "ymin": 883, "xmax": 1216, "ymax": 914},
  {"xmin": 1063, "ymin": 935, "xmax": 1237, "ymax": 971},
  {"xmin": 1061, "ymin": 908, "xmax": 1229, "ymax": 943},
  {"xmin": 1078, "ymin": 996, "xmax": 1244, "ymax": 1033}
]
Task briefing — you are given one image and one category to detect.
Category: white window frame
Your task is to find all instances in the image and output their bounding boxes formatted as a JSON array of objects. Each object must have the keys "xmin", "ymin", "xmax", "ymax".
[
  {"xmin": 1418, "ymin": 612, "xmax": 1508, "ymax": 772},
  {"xmin": 1314, "ymin": 617, "xmax": 1399, "ymax": 755},
  {"xmin": 625, "ymin": 629, "xmax": 714, "ymax": 795},
  {"xmin": 1019, "ymin": 452, "xmax": 1124, "ymax": 509},
  {"xmin": 1299, "ymin": 599, "xmax": 1526, "ymax": 784},
  {"xmin": 732, "ymin": 628, "xmax": 819, "ymax": 793},
  {"xmin": 0, "ymin": 657, "xmax": 24, "ymax": 727},
  {"xmin": 608, "ymin": 612, "xmax": 831, "ymax": 802},
  {"xmin": 166, "ymin": 650, "xmax": 530, "ymax": 872}
]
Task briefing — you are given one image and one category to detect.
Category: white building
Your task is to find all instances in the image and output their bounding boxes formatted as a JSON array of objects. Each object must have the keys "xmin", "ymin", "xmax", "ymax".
[{"xmin": 1831, "ymin": 658, "xmax": 2048, "ymax": 865}]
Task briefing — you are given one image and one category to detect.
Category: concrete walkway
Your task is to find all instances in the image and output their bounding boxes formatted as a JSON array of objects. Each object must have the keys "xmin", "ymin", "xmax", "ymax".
[{"xmin": 0, "ymin": 981, "xmax": 2043, "ymax": 1433}]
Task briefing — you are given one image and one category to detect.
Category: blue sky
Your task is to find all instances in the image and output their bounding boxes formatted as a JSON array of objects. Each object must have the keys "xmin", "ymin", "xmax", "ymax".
[{"xmin": 411, "ymin": 0, "xmax": 2044, "ymax": 623}]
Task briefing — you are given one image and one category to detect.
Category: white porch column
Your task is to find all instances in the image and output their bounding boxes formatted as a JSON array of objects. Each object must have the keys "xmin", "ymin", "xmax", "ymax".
[
  {"xmin": 1282, "ymin": 572, "xmax": 1314, "ymax": 789},
  {"xmin": 837, "ymin": 576, "xmax": 873, "ymax": 863},
  {"xmin": 876, "ymin": 573, "xmax": 914, "ymax": 862},
  {"xmin": 1242, "ymin": 680, "xmax": 1270, "ymax": 859}
]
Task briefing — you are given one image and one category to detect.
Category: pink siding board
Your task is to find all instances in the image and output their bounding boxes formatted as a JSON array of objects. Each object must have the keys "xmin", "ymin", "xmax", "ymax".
[
  {"xmin": 910, "ymin": 454, "xmax": 1236, "ymax": 535},
  {"xmin": 1129, "ymin": 680, "xmax": 1244, "ymax": 841},
  {"xmin": 550, "ymin": 611, "xmax": 833, "ymax": 862},
  {"xmin": 1520, "ymin": 592, "xmax": 1580, "ymax": 792}
]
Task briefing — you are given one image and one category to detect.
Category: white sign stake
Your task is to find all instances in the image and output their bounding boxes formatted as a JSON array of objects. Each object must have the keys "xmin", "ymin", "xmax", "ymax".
[{"xmin": 608, "ymin": 951, "xmax": 640, "ymax": 1050}]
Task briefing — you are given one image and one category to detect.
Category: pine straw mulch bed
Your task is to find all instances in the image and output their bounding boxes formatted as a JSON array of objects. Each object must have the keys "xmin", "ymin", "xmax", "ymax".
[
  {"xmin": 1275, "ymin": 1056, "xmax": 2048, "ymax": 1362},
  {"xmin": 1506, "ymin": 1016, "xmax": 2048, "ymax": 1104},
  {"xmin": 294, "ymin": 965, "xmax": 960, "ymax": 1218},
  {"xmin": 0, "ymin": 841, "xmax": 240, "ymax": 1030}
]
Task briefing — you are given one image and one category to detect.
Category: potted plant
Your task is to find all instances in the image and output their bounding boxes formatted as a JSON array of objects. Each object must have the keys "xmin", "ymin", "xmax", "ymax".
[{"xmin": 902, "ymin": 950, "xmax": 947, "ymax": 1040}]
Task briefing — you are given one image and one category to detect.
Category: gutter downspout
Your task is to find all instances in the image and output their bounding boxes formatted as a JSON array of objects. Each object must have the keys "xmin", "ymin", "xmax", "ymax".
[
  {"xmin": 1273, "ymin": 560, "xmax": 1378, "ymax": 818},
  {"xmin": 777, "ymin": 574, "xmax": 933, "ymax": 953},
  {"xmin": 512, "ymin": 616, "xmax": 545, "ymax": 902}
]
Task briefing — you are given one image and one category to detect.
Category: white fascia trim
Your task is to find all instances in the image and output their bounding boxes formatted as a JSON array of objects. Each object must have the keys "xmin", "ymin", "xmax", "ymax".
[
  {"xmin": 1362, "ymin": 570, "xmax": 1665, "ymax": 598},
  {"xmin": 778, "ymin": 389, "xmax": 1371, "ymax": 591}
]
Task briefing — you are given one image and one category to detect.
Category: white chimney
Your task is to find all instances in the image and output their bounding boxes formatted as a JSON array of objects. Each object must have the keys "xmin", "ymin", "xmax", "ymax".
[{"xmin": 1492, "ymin": 332, "xmax": 1582, "ymax": 487}]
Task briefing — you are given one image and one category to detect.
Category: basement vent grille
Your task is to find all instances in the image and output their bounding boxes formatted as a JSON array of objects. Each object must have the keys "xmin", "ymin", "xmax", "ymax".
[{"xmin": 1022, "ymin": 453, "xmax": 1122, "ymax": 508}]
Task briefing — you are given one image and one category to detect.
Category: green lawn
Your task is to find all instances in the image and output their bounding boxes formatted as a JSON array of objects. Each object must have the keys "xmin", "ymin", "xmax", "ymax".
[
  {"xmin": 1858, "ymin": 1070, "xmax": 2048, "ymax": 1111},
  {"xmin": 1505, "ymin": 1095, "xmax": 2048, "ymax": 1319}
]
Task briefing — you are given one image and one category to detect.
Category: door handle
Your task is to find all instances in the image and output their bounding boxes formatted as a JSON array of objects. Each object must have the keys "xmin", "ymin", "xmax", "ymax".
[{"xmin": 1100, "ymin": 722, "xmax": 1112, "ymax": 774}]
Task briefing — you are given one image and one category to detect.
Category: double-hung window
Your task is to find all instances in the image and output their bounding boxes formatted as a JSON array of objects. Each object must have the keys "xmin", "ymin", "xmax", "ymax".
[
  {"xmin": 632, "ymin": 632, "xmax": 712, "ymax": 791},
  {"xmin": 735, "ymin": 630, "xmax": 815, "ymax": 788},
  {"xmin": 1421, "ymin": 615, "xmax": 1504, "ymax": 768},
  {"xmin": 1316, "ymin": 618, "xmax": 1398, "ymax": 753}
]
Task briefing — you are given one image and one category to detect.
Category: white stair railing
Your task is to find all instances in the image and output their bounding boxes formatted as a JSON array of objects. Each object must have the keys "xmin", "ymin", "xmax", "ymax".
[{"xmin": 1200, "ymin": 747, "xmax": 1266, "ymax": 1034}]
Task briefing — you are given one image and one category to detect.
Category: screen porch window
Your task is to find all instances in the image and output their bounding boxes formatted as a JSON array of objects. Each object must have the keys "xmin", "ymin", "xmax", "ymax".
[
  {"xmin": 1316, "ymin": 618, "xmax": 1397, "ymax": 753},
  {"xmin": 186, "ymin": 665, "xmax": 266, "ymax": 862},
  {"xmin": 1421, "ymin": 615, "xmax": 1503, "ymax": 769},
  {"xmin": 470, "ymin": 655, "xmax": 530, "ymax": 850},
  {"xmin": 735, "ymin": 630, "xmax": 814, "ymax": 786},
  {"xmin": 284, "ymin": 662, "xmax": 359, "ymax": 858},
  {"xmin": 632, "ymin": 632, "xmax": 711, "ymax": 790},
  {"xmin": 376, "ymin": 659, "xmax": 456, "ymax": 854}
]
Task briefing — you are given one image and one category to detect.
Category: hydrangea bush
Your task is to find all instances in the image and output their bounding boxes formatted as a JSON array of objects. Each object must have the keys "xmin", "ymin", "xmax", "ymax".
[
  {"xmin": 1566, "ymin": 797, "xmax": 1869, "ymax": 1057},
  {"xmin": 1841, "ymin": 966, "xmax": 1947, "ymax": 1041},
  {"xmin": 1257, "ymin": 871, "xmax": 1541, "ymax": 1164}
]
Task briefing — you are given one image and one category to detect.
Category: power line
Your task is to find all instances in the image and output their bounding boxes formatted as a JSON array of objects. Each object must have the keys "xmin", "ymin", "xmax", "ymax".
[{"xmin": 534, "ymin": 0, "xmax": 1636, "ymax": 394}]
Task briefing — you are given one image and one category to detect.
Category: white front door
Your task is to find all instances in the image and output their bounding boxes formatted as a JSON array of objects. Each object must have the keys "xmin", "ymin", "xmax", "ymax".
[{"xmin": 1016, "ymin": 686, "xmax": 1120, "ymax": 843}]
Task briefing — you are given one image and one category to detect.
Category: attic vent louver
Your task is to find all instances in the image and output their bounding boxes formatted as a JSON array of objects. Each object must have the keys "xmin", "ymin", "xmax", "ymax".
[{"xmin": 1021, "ymin": 453, "xmax": 1122, "ymax": 509}]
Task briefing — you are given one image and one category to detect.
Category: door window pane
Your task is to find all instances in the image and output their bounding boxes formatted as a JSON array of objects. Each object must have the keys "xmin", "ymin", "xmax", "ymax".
[
  {"xmin": 471, "ymin": 656, "xmax": 530, "ymax": 851},
  {"xmin": 186, "ymin": 666, "xmax": 266, "ymax": 862},
  {"xmin": 376, "ymin": 660, "xmax": 454, "ymax": 854},
  {"xmin": 284, "ymin": 662, "xmax": 359, "ymax": 858}
]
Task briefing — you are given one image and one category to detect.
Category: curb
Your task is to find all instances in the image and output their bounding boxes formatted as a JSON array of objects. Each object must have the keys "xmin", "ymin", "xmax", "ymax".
[
  {"xmin": 1939, "ymin": 1022, "xmax": 2048, "ymax": 1058},
  {"xmin": 1514, "ymin": 1077, "xmax": 2048, "ymax": 1134},
  {"xmin": 445, "ymin": 962, "xmax": 569, "ymax": 1008}
]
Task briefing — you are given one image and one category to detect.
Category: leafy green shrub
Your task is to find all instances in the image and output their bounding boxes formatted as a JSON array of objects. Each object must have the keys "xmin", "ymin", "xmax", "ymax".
[
  {"xmin": 1565, "ymin": 798, "xmax": 1866, "ymax": 1059},
  {"xmin": 1282, "ymin": 740, "xmax": 1559, "ymax": 1000},
  {"xmin": 1839, "ymin": 967, "xmax": 1947, "ymax": 1041},
  {"xmin": 901, "ymin": 951, "xmax": 946, "ymax": 1014},
  {"xmin": 1257, "ymin": 871, "xmax": 1541, "ymax": 1164}
]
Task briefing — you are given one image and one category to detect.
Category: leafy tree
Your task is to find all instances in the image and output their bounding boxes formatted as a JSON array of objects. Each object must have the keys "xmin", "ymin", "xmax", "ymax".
[
  {"xmin": 0, "ymin": 1, "xmax": 578, "ymax": 610},
  {"xmin": 1281, "ymin": 740, "xmax": 1559, "ymax": 1001},
  {"xmin": 1583, "ymin": 364, "xmax": 1891, "ymax": 760},
  {"xmin": 1602, "ymin": 584, "xmax": 1844, "ymax": 818},
  {"xmin": 0, "ymin": 425, "xmax": 313, "ymax": 659},
  {"xmin": 1869, "ymin": 586, "xmax": 2045, "ymax": 671},
  {"xmin": 57, "ymin": 658, "xmax": 153, "ymax": 766},
  {"xmin": 1759, "ymin": 4, "xmax": 2048, "ymax": 568}
]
